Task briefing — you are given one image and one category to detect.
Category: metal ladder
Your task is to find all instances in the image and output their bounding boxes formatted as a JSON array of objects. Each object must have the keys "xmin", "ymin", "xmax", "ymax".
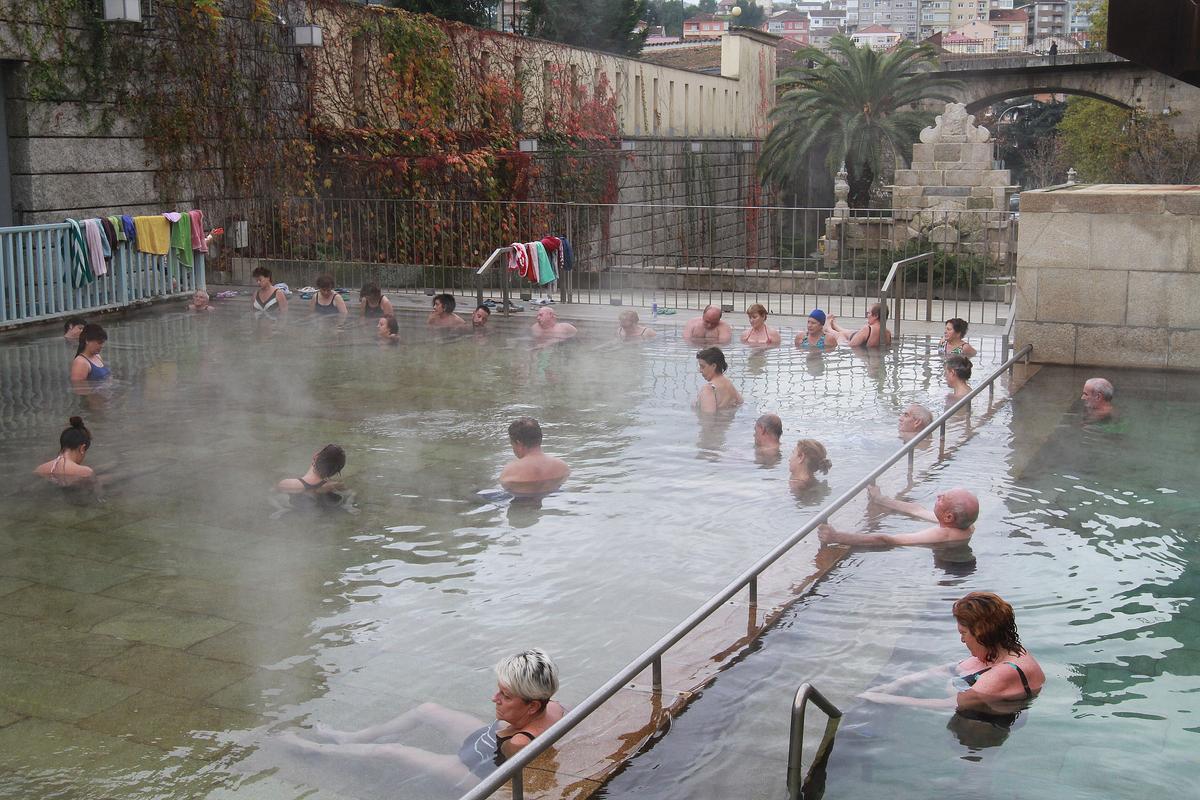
[{"xmin": 787, "ymin": 683, "xmax": 843, "ymax": 800}]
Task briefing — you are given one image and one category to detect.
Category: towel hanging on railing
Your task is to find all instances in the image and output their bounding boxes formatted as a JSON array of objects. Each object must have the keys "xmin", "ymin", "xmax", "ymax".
[
  {"xmin": 507, "ymin": 241, "xmax": 532, "ymax": 279},
  {"xmin": 62, "ymin": 219, "xmax": 94, "ymax": 288}
]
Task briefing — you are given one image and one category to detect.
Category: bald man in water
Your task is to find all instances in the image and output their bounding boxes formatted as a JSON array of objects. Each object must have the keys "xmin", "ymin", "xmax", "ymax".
[
  {"xmin": 683, "ymin": 305, "xmax": 733, "ymax": 344},
  {"xmin": 818, "ymin": 486, "xmax": 979, "ymax": 546}
]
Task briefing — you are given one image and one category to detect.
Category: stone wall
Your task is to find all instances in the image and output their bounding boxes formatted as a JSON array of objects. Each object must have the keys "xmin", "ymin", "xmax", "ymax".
[{"xmin": 1014, "ymin": 184, "xmax": 1200, "ymax": 369}]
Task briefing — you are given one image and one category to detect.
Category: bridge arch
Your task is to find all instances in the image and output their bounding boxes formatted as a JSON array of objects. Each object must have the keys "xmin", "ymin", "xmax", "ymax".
[{"xmin": 964, "ymin": 87, "xmax": 1132, "ymax": 115}]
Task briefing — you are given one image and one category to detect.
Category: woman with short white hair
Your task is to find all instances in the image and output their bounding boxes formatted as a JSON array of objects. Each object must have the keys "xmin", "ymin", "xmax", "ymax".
[{"xmin": 281, "ymin": 649, "xmax": 564, "ymax": 788}]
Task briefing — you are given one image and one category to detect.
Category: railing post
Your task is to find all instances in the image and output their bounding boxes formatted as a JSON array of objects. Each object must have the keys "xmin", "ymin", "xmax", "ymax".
[
  {"xmin": 748, "ymin": 575, "xmax": 757, "ymax": 605},
  {"xmin": 925, "ymin": 254, "xmax": 933, "ymax": 322},
  {"xmin": 511, "ymin": 769, "xmax": 524, "ymax": 800},
  {"xmin": 651, "ymin": 656, "xmax": 662, "ymax": 690}
]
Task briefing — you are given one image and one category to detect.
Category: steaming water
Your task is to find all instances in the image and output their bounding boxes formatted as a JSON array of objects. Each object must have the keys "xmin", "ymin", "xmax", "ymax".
[
  {"xmin": 0, "ymin": 303, "xmax": 1129, "ymax": 800},
  {"xmin": 599, "ymin": 366, "xmax": 1200, "ymax": 800}
]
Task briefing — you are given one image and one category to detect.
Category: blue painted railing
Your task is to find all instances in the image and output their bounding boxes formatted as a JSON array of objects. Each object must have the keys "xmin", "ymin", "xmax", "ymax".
[{"xmin": 0, "ymin": 222, "xmax": 205, "ymax": 326}]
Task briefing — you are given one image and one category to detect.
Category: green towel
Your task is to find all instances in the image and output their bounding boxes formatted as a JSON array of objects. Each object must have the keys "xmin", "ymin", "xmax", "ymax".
[
  {"xmin": 170, "ymin": 217, "xmax": 193, "ymax": 273},
  {"xmin": 107, "ymin": 215, "xmax": 126, "ymax": 242},
  {"xmin": 534, "ymin": 241, "xmax": 556, "ymax": 286},
  {"xmin": 64, "ymin": 219, "xmax": 94, "ymax": 288}
]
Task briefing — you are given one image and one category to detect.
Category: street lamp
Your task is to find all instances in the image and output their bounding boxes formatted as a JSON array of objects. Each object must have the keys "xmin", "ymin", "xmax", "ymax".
[
  {"xmin": 293, "ymin": 24, "xmax": 324, "ymax": 48},
  {"xmin": 103, "ymin": 0, "xmax": 141, "ymax": 23}
]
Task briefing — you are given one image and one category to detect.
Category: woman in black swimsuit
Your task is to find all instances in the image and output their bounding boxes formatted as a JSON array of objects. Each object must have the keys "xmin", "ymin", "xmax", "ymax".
[
  {"xmin": 280, "ymin": 649, "xmax": 565, "ymax": 789},
  {"xmin": 858, "ymin": 592, "xmax": 1045, "ymax": 712},
  {"xmin": 276, "ymin": 444, "xmax": 346, "ymax": 496}
]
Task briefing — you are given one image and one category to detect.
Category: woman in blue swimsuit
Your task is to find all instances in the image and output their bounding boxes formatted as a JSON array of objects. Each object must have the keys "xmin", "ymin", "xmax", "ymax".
[
  {"xmin": 859, "ymin": 592, "xmax": 1045, "ymax": 712},
  {"xmin": 280, "ymin": 649, "xmax": 565, "ymax": 789},
  {"xmin": 69, "ymin": 324, "xmax": 112, "ymax": 382}
]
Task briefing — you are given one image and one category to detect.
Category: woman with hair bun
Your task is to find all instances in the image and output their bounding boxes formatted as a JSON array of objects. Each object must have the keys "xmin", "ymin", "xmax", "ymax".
[
  {"xmin": 859, "ymin": 592, "xmax": 1045, "ymax": 713},
  {"xmin": 281, "ymin": 648, "xmax": 565, "ymax": 788},
  {"xmin": 695, "ymin": 347, "xmax": 743, "ymax": 413},
  {"xmin": 34, "ymin": 417, "xmax": 95, "ymax": 484},
  {"xmin": 788, "ymin": 438, "xmax": 831, "ymax": 490},
  {"xmin": 944, "ymin": 354, "xmax": 973, "ymax": 400}
]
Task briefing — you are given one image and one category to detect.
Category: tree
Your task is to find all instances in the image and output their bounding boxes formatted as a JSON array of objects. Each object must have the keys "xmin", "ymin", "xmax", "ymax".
[
  {"xmin": 1022, "ymin": 135, "xmax": 1068, "ymax": 188},
  {"xmin": 645, "ymin": 1, "xmax": 701, "ymax": 36},
  {"xmin": 731, "ymin": 1, "xmax": 765, "ymax": 28},
  {"xmin": 1073, "ymin": 0, "xmax": 1108, "ymax": 48},
  {"xmin": 759, "ymin": 35, "xmax": 961, "ymax": 207},
  {"xmin": 698, "ymin": 0, "xmax": 718, "ymax": 13},
  {"xmin": 1056, "ymin": 97, "xmax": 1127, "ymax": 181},
  {"xmin": 523, "ymin": 0, "xmax": 649, "ymax": 56}
]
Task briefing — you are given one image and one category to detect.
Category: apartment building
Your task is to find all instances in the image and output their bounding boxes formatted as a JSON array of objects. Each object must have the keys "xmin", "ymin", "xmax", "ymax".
[
  {"xmin": 856, "ymin": 0, "xmax": 921, "ymax": 39},
  {"xmin": 1026, "ymin": 0, "xmax": 1070, "ymax": 41},
  {"xmin": 920, "ymin": 0, "xmax": 952, "ymax": 36},
  {"xmin": 767, "ymin": 9, "xmax": 812, "ymax": 42},
  {"xmin": 852, "ymin": 23, "xmax": 903, "ymax": 48},
  {"xmin": 1067, "ymin": 0, "xmax": 1093, "ymax": 35},
  {"xmin": 683, "ymin": 13, "xmax": 730, "ymax": 39},
  {"xmin": 950, "ymin": 0, "xmax": 989, "ymax": 26}
]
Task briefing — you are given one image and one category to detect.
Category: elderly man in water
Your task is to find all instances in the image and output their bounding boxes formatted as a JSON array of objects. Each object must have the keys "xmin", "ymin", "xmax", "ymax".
[
  {"xmin": 754, "ymin": 413, "xmax": 783, "ymax": 459},
  {"xmin": 819, "ymin": 485, "xmax": 979, "ymax": 547},
  {"xmin": 1081, "ymin": 378, "xmax": 1115, "ymax": 422},
  {"xmin": 683, "ymin": 305, "xmax": 733, "ymax": 344},
  {"xmin": 531, "ymin": 307, "xmax": 577, "ymax": 339},
  {"xmin": 898, "ymin": 403, "xmax": 934, "ymax": 442},
  {"xmin": 499, "ymin": 417, "xmax": 571, "ymax": 496}
]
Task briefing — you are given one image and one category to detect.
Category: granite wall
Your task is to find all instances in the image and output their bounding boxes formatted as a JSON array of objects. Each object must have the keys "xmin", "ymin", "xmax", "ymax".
[{"xmin": 1014, "ymin": 184, "xmax": 1200, "ymax": 369}]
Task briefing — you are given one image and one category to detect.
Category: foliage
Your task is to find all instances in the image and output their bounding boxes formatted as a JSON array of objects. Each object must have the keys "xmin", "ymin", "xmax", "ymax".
[
  {"xmin": 1119, "ymin": 115, "xmax": 1200, "ymax": 184},
  {"xmin": 1021, "ymin": 135, "xmax": 1069, "ymax": 189},
  {"xmin": 990, "ymin": 99, "xmax": 1066, "ymax": 188},
  {"xmin": 1056, "ymin": 97, "xmax": 1128, "ymax": 181},
  {"xmin": 1074, "ymin": 0, "xmax": 1108, "ymax": 47},
  {"xmin": 390, "ymin": 0, "xmax": 498, "ymax": 27},
  {"xmin": 644, "ymin": 0, "xmax": 701, "ymax": 36},
  {"xmin": 839, "ymin": 238, "xmax": 990, "ymax": 291},
  {"xmin": 760, "ymin": 35, "xmax": 961, "ymax": 208},
  {"xmin": 523, "ymin": 0, "xmax": 649, "ymax": 56}
]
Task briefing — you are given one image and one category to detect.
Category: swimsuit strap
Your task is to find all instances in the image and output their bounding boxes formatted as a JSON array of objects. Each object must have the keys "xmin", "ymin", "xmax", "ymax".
[
  {"xmin": 298, "ymin": 477, "xmax": 327, "ymax": 490},
  {"xmin": 1004, "ymin": 662, "xmax": 1034, "ymax": 698},
  {"xmin": 497, "ymin": 730, "xmax": 536, "ymax": 745}
]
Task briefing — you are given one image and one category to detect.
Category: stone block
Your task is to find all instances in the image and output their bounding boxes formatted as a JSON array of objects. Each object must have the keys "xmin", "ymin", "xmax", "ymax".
[
  {"xmin": 1126, "ymin": 272, "xmax": 1200, "ymax": 328},
  {"xmin": 11, "ymin": 136, "xmax": 154, "ymax": 174},
  {"xmin": 936, "ymin": 161, "xmax": 973, "ymax": 170},
  {"xmin": 893, "ymin": 170, "xmax": 919, "ymax": 186},
  {"xmin": 1020, "ymin": 188, "xmax": 1166, "ymax": 215},
  {"xmin": 926, "ymin": 186, "xmax": 971, "ymax": 197},
  {"xmin": 1089, "ymin": 213, "xmax": 1189, "ymax": 272},
  {"xmin": 1017, "ymin": 212, "xmax": 1090, "ymax": 270},
  {"xmin": 5, "ymin": 100, "xmax": 141, "ymax": 138},
  {"xmin": 1014, "ymin": 321, "xmax": 1076, "ymax": 364},
  {"xmin": 911, "ymin": 143, "xmax": 934, "ymax": 163},
  {"xmin": 970, "ymin": 186, "xmax": 994, "ymax": 198},
  {"xmin": 1035, "ymin": 268, "xmax": 1127, "ymax": 325},
  {"xmin": 934, "ymin": 143, "xmax": 963, "ymax": 162},
  {"xmin": 928, "ymin": 224, "xmax": 959, "ymax": 243},
  {"xmin": 944, "ymin": 170, "xmax": 984, "ymax": 187},
  {"xmin": 910, "ymin": 161, "xmax": 934, "ymax": 171},
  {"xmin": 966, "ymin": 197, "xmax": 995, "ymax": 210},
  {"xmin": 1167, "ymin": 330, "xmax": 1200, "ymax": 369},
  {"xmin": 1076, "ymin": 325, "xmax": 1168, "ymax": 368},
  {"xmin": 962, "ymin": 142, "xmax": 994, "ymax": 164},
  {"xmin": 981, "ymin": 171, "xmax": 1014, "ymax": 187},
  {"xmin": 915, "ymin": 170, "xmax": 943, "ymax": 184},
  {"xmin": 1163, "ymin": 192, "xmax": 1200, "ymax": 216},
  {"xmin": 1015, "ymin": 267, "xmax": 1037, "ymax": 317}
]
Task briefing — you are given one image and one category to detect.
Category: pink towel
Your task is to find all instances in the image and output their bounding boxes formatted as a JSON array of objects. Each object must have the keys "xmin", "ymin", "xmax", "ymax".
[
  {"xmin": 82, "ymin": 219, "xmax": 108, "ymax": 277},
  {"xmin": 188, "ymin": 210, "xmax": 207, "ymax": 253}
]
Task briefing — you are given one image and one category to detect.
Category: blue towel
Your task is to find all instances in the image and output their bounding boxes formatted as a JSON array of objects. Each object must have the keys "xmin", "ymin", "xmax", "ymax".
[
  {"xmin": 120, "ymin": 214, "xmax": 137, "ymax": 247},
  {"xmin": 553, "ymin": 234, "xmax": 573, "ymax": 270}
]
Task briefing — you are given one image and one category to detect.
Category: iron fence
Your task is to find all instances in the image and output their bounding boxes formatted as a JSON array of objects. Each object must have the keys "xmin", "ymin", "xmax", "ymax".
[{"xmin": 201, "ymin": 197, "xmax": 1016, "ymax": 326}]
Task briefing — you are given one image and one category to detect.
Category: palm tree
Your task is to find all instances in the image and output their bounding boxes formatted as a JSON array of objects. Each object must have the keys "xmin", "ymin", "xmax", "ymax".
[{"xmin": 760, "ymin": 35, "xmax": 961, "ymax": 208}]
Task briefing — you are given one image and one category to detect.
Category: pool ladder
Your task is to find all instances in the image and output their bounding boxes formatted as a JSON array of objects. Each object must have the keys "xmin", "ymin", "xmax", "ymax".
[{"xmin": 787, "ymin": 683, "xmax": 842, "ymax": 800}]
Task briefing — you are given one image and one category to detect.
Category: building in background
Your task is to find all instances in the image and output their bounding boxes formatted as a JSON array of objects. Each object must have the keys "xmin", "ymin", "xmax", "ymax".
[
  {"xmin": 1067, "ymin": 0, "xmax": 1093, "ymax": 36},
  {"xmin": 495, "ymin": 0, "xmax": 527, "ymax": 33},
  {"xmin": 950, "ymin": 0, "xmax": 987, "ymax": 26},
  {"xmin": 1026, "ymin": 0, "xmax": 1070, "ymax": 42},
  {"xmin": 809, "ymin": 25, "xmax": 842, "ymax": 48},
  {"xmin": 856, "ymin": 0, "xmax": 920, "ymax": 40},
  {"xmin": 767, "ymin": 9, "xmax": 812, "ymax": 43},
  {"xmin": 920, "ymin": 0, "xmax": 952, "ymax": 36},
  {"xmin": 989, "ymin": 6, "xmax": 1029, "ymax": 46},
  {"xmin": 683, "ymin": 13, "xmax": 730, "ymax": 39},
  {"xmin": 809, "ymin": 7, "xmax": 847, "ymax": 30},
  {"xmin": 852, "ymin": 22, "xmax": 903, "ymax": 48}
]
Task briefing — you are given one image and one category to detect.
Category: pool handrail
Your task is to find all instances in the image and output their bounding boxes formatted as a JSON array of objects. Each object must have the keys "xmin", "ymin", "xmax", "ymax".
[
  {"xmin": 475, "ymin": 245, "xmax": 514, "ymax": 316},
  {"xmin": 1001, "ymin": 296, "xmax": 1018, "ymax": 357},
  {"xmin": 459, "ymin": 342, "xmax": 1034, "ymax": 800},
  {"xmin": 880, "ymin": 252, "xmax": 934, "ymax": 341},
  {"xmin": 787, "ymin": 682, "xmax": 843, "ymax": 800}
]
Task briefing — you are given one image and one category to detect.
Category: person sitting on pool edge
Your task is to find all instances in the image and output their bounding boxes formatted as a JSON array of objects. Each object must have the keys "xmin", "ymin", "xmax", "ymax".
[
  {"xmin": 281, "ymin": 649, "xmax": 565, "ymax": 788},
  {"xmin": 828, "ymin": 302, "xmax": 892, "ymax": 348},
  {"xmin": 429, "ymin": 293, "xmax": 467, "ymax": 328},
  {"xmin": 360, "ymin": 284, "xmax": 394, "ymax": 319},
  {"xmin": 754, "ymin": 413, "xmax": 783, "ymax": 461},
  {"xmin": 311, "ymin": 274, "xmax": 348, "ymax": 316},
  {"xmin": 683, "ymin": 305, "xmax": 733, "ymax": 344},
  {"xmin": 858, "ymin": 591, "xmax": 1045, "ymax": 714},
  {"xmin": 818, "ymin": 485, "xmax": 979, "ymax": 546},
  {"xmin": 1081, "ymin": 377, "xmax": 1116, "ymax": 422},
  {"xmin": 499, "ymin": 417, "xmax": 570, "ymax": 496},
  {"xmin": 277, "ymin": 444, "xmax": 346, "ymax": 495},
  {"xmin": 531, "ymin": 307, "xmax": 577, "ymax": 339},
  {"xmin": 34, "ymin": 417, "xmax": 95, "ymax": 485},
  {"xmin": 63, "ymin": 317, "xmax": 87, "ymax": 342}
]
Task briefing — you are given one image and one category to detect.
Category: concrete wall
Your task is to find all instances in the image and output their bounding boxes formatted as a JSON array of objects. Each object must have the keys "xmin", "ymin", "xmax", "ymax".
[{"xmin": 1014, "ymin": 184, "xmax": 1200, "ymax": 369}]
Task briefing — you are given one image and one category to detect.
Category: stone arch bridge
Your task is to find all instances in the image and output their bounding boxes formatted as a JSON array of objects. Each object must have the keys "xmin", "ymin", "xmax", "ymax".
[{"xmin": 925, "ymin": 51, "xmax": 1200, "ymax": 133}]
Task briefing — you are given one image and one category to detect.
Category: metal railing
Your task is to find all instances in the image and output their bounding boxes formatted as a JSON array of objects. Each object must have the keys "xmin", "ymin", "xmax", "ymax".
[
  {"xmin": 0, "ymin": 222, "xmax": 205, "ymax": 326},
  {"xmin": 880, "ymin": 251, "xmax": 934, "ymax": 340},
  {"xmin": 474, "ymin": 246, "xmax": 513, "ymax": 316},
  {"xmin": 787, "ymin": 683, "xmax": 843, "ymax": 800},
  {"xmin": 459, "ymin": 341, "xmax": 1034, "ymax": 800},
  {"xmin": 201, "ymin": 197, "xmax": 1016, "ymax": 326}
]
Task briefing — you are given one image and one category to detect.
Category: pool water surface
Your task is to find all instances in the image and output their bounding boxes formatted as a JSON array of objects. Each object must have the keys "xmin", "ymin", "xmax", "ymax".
[{"xmin": 0, "ymin": 303, "xmax": 1019, "ymax": 799}]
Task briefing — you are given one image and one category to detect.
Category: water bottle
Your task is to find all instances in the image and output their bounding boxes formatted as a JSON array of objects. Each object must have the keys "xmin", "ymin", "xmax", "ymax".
[{"xmin": 651, "ymin": 302, "xmax": 658, "ymax": 318}]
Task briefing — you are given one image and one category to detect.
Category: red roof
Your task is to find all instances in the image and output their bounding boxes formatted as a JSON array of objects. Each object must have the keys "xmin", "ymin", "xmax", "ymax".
[
  {"xmin": 685, "ymin": 13, "xmax": 721, "ymax": 23},
  {"xmin": 772, "ymin": 10, "xmax": 809, "ymax": 22},
  {"xmin": 989, "ymin": 8, "xmax": 1029, "ymax": 22}
]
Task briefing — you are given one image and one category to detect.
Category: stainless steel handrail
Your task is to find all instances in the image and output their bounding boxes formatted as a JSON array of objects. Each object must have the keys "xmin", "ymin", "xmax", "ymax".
[
  {"xmin": 1001, "ymin": 296, "xmax": 1018, "ymax": 358},
  {"xmin": 787, "ymin": 683, "xmax": 843, "ymax": 800},
  {"xmin": 475, "ymin": 246, "xmax": 514, "ymax": 316},
  {"xmin": 880, "ymin": 252, "xmax": 933, "ymax": 340},
  {"xmin": 460, "ymin": 343, "xmax": 1034, "ymax": 800}
]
